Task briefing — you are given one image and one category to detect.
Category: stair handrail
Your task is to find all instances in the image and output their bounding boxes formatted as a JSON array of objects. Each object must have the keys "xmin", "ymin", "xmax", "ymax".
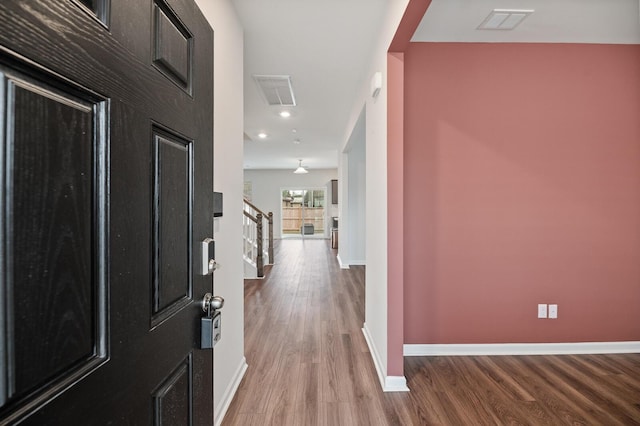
[
  {"xmin": 242, "ymin": 210, "xmax": 263, "ymax": 277},
  {"xmin": 243, "ymin": 210, "xmax": 257, "ymax": 223},
  {"xmin": 243, "ymin": 198, "xmax": 275, "ymax": 277},
  {"xmin": 243, "ymin": 198, "xmax": 274, "ymax": 265},
  {"xmin": 243, "ymin": 198, "xmax": 265, "ymax": 216}
]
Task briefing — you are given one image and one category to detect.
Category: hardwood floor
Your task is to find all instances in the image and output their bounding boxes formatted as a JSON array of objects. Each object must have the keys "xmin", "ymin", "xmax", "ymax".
[{"xmin": 221, "ymin": 239, "xmax": 640, "ymax": 425}]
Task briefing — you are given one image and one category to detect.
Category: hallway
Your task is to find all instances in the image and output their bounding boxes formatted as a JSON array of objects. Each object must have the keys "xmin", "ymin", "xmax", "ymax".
[
  {"xmin": 222, "ymin": 239, "xmax": 388, "ymax": 425},
  {"xmin": 221, "ymin": 240, "xmax": 640, "ymax": 425}
]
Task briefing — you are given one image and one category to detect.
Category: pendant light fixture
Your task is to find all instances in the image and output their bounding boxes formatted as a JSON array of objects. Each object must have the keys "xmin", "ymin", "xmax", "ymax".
[{"xmin": 293, "ymin": 159, "xmax": 308, "ymax": 174}]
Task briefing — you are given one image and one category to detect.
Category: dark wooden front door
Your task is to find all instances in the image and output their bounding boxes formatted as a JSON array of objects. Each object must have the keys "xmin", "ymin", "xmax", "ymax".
[{"xmin": 0, "ymin": 0, "xmax": 214, "ymax": 424}]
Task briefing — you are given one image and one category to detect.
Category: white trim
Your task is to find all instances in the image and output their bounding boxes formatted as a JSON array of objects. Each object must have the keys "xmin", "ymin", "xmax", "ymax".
[
  {"xmin": 362, "ymin": 325, "xmax": 409, "ymax": 392},
  {"xmin": 336, "ymin": 256, "xmax": 365, "ymax": 268},
  {"xmin": 214, "ymin": 357, "xmax": 248, "ymax": 426},
  {"xmin": 362, "ymin": 325, "xmax": 385, "ymax": 389},
  {"xmin": 337, "ymin": 254, "xmax": 350, "ymax": 269},
  {"xmin": 404, "ymin": 341, "xmax": 640, "ymax": 356},
  {"xmin": 384, "ymin": 375, "xmax": 409, "ymax": 392}
]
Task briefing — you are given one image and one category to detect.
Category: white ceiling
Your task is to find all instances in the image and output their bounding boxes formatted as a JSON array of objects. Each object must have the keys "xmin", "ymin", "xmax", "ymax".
[
  {"xmin": 234, "ymin": 0, "xmax": 640, "ymax": 171},
  {"xmin": 233, "ymin": 0, "xmax": 388, "ymax": 171},
  {"xmin": 413, "ymin": 0, "xmax": 640, "ymax": 44}
]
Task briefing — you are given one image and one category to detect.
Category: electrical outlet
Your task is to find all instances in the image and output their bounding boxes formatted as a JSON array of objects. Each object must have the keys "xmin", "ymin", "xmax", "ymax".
[
  {"xmin": 549, "ymin": 304, "xmax": 558, "ymax": 319},
  {"xmin": 537, "ymin": 304, "xmax": 548, "ymax": 319}
]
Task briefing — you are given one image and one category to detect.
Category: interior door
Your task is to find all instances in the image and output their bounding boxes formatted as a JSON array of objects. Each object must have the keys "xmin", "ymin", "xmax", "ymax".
[{"xmin": 0, "ymin": 0, "xmax": 214, "ymax": 424}]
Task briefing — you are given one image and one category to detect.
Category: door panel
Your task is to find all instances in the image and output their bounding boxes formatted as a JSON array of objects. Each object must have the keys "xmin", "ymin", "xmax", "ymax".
[
  {"xmin": 0, "ymin": 66, "xmax": 109, "ymax": 415},
  {"xmin": 152, "ymin": 0, "xmax": 193, "ymax": 93},
  {"xmin": 152, "ymin": 354, "xmax": 193, "ymax": 425},
  {"xmin": 152, "ymin": 129, "xmax": 193, "ymax": 327},
  {"xmin": 75, "ymin": 0, "xmax": 109, "ymax": 23},
  {"xmin": 0, "ymin": 0, "xmax": 214, "ymax": 423}
]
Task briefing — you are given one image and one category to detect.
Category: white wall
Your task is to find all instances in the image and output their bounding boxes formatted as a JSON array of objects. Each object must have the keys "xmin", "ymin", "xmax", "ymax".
[
  {"xmin": 244, "ymin": 168, "xmax": 338, "ymax": 238},
  {"xmin": 347, "ymin": 110, "xmax": 366, "ymax": 265},
  {"xmin": 194, "ymin": 0, "xmax": 246, "ymax": 423},
  {"xmin": 339, "ymin": 0, "xmax": 409, "ymax": 389},
  {"xmin": 338, "ymin": 107, "xmax": 366, "ymax": 266},
  {"xmin": 337, "ymin": 152, "xmax": 350, "ymax": 267}
]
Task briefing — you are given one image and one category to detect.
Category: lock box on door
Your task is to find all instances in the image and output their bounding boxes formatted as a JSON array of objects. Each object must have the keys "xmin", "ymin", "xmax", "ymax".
[{"xmin": 201, "ymin": 311, "xmax": 221, "ymax": 349}]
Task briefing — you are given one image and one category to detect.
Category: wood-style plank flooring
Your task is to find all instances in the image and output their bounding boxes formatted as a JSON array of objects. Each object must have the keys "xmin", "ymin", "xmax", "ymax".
[{"xmin": 222, "ymin": 239, "xmax": 640, "ymax": 425}]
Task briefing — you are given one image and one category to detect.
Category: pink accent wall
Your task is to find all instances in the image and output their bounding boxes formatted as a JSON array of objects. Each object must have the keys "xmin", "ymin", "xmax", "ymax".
[
  {"xmin": 387, "ymin": 52, "xmax": 405, "ymax": 376},
  {"xmin": 403, "ymin": 42, "xmax": 640, "ymax": 344},
  {"xmin": 389, "ymin": 0, "xmax": 431, "ymax": 52}
]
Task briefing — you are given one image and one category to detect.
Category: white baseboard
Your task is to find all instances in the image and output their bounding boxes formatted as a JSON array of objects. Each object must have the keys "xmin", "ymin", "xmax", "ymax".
[
  {"xmin": 362, "ymin": 324, "xmax": 409, "ymax": 392},
  {"xmin": 336, "ymin": 255, "xmax": 366, "ymax": 269},
  {"xmin": 384, "ymin": 375, "xmax": 409, "ymax": 392},
  {"xmin": 404, "ymin": 341, "xmax": 640, "ymax": 356},
  {"xmin": 362, "ymin": 324, "xmax": 385, "ymax": 389},
  {"xmin": 214, "ymin": 357, "xmax": 248, "ymax": 426}
]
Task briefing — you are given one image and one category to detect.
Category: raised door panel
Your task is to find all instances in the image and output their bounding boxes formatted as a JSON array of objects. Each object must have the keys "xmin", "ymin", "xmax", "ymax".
[
  {"xmin": 153, "ymin": 0, "xmax": 193, "ymax": 93},
  {"xmin": 152, "ymin": 355, "xmax": 193, "ymax": 425},
  {"xmin": 0, "ymin": 67, "xmax": 108, "ymax": 420},
  {"xmin": 152, "ymin": 128, "xmax": 193, "ymax": 327}
]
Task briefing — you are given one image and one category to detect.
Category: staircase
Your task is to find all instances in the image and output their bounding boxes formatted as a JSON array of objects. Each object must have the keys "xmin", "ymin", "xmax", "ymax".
[{"xmin": 243, "ymin": 198, "xmax": 274, "ymax": 278}]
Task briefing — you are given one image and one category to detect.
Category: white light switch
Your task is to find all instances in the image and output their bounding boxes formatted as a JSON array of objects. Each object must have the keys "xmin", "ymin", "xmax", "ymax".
[
  {"xmin": 537, "ymin": 304, "xmax": 547, "ymax": 318},
  {"xmin": 549, "ymin": 304, "xmax": 558, "ymax": 319}
]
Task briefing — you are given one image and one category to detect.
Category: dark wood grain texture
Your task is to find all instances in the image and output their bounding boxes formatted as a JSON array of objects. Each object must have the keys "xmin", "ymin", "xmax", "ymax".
[
  {"xmin": 222, "ymin": 239, "xmax": 640, "ymax": 425},
  {"xmin": 0, "ymin": 0, "xmax": 214, "ymax": 423},
  {"xmin": 152, "ymin": 0, "xmax": 192, "ymax": 92},
  {"xmin": 152, "ymin": 130, "xmax": 193, "ymax": 327},
  {"xmin": 10, "ymin": 80, "xmax": 96, "ymax": 400}
]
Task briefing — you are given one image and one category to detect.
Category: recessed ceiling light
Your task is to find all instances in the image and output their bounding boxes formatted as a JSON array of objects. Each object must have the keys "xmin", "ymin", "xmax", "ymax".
[
  {"xmin": 258, "ymin": 132, "xmax": 267, "ymax": 139},
  {"xmin": 279, "ymin": 111, "xmax": 291, "ymax": 118},
  {"xmin": 292, "ymin": 129, "xmax": 297, "ymax": 133}
]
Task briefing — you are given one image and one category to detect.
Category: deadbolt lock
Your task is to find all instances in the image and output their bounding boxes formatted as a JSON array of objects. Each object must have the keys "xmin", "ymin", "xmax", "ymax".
[{"xmin": 201, "ymin": 238, "xmax": 218, "ymax": 275}]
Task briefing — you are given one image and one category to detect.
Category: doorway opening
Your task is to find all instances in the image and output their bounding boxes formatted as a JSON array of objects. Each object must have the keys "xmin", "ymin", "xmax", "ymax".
[{"xmin": 281, "ymin": 188, "xmax": 326, "ymax": 238}]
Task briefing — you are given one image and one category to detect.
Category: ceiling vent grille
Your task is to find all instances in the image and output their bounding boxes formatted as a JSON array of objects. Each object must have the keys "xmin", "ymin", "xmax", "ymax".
[
  {"xmin": 253, "ymin": 75, "xmax": 297, "ymax": 106},
  {"xmin": 478, "ymin": 9, "xmax": 534, "ymax": 30}
]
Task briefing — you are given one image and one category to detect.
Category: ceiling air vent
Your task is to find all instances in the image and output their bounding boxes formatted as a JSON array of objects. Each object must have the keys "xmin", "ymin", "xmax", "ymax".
[
  {"xmin": 253, "ymin": 75, "xmax": 297, "ymax": 106},
  {"xmin": 478, "ymin": 9, "xmax": 534, "ymax": 30}
]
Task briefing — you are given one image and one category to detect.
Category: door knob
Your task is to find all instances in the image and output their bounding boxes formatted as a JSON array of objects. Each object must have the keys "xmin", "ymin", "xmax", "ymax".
[{"xmin": 202, "ymin": 293, "xmax": 224, "ymax": 313}]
